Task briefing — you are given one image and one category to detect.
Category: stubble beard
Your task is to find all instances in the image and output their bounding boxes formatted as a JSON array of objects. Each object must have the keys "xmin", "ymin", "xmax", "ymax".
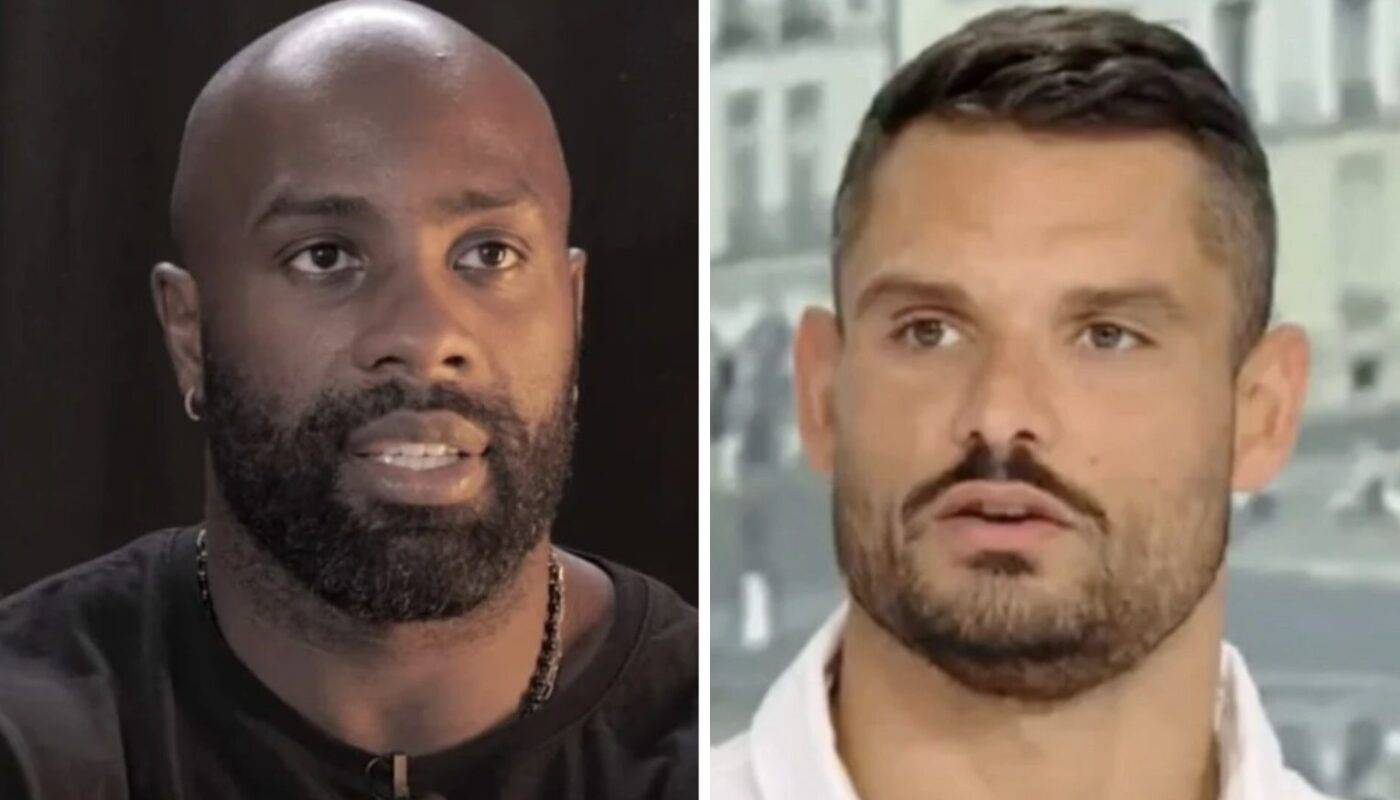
[{"xmin": 833, "ymin": 448, "xmax": 1230, "ymax": 702}]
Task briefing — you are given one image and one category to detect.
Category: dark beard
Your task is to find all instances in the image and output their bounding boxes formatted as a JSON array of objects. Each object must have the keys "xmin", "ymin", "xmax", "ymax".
[
  {"xmin": 202, "ymin": 351, "xmax": 575, "ymax": 624},
  {"xmin": 835, "ymin": 440, "xmax": 1227, "ymax": 701}
]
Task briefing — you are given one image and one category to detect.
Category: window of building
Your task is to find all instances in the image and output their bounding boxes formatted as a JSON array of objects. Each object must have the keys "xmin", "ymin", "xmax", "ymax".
[
  {"xmin": 1214, "ymin": 1, "xmax": 1256, "ymax": 116},
  {"xmin": 1335, "ymin": 152, "xmax": 1386, "ymax": 287},
  {"xmin": 1335, "ymin": 0, "xmax": 1377, "ymax": 120},
  {"xmin": 1351, "ymin": 355, "xmax": 1381, "ymax": 395},
  {"xmin": 1335, "ymin": 153, "xmax": 1389, "ymax": 405},
  {"xmin": 717, "ymin": 0, "xmax": 760, "ymax": 52},
  {"xmin": 785, "ymin": 84, "xmax": 824, "ymax": 247},
  {"xmin": 725, "ymin": 91, "xmax": 763, "ymax": 259},
  {"xmin": 781, "ymin": 0, "xmax": 830, "ymax": 43}
]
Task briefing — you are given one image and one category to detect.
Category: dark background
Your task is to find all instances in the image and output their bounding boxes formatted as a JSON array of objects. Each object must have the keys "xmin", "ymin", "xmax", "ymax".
[{"xmin": 0, "ymin": 0, "xmax": 697, "ymax": 602}]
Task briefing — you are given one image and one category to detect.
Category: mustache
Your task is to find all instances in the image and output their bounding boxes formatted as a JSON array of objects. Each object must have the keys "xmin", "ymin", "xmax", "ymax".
[
  {"xmin": 298, "ymin": 381, "xmax": 525, "ymax": 449},
  {"xmin": 898, "ymin": 441, "xmax": 1108, "ymax": 535}
]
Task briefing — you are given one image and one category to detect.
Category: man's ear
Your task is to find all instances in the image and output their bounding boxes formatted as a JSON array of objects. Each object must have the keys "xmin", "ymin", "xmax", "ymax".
[
  {"xmin": 794, "ymin": 307, "xmax": 842, "ymax": 476},
  {"xmin": 567, "ymin": 247, "xmax": 586, "ymax": 338},
  {"xmin": 150, "ymin": 262, "xmax": 204, "ymax": 402},
  {"xmin": 1232, "ymin": 324, "xmax": 1310, "ymax": 492}
]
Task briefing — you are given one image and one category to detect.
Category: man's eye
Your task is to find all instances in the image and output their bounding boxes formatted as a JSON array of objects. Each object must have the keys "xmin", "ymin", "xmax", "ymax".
[
  {"xmin": 896, "ymin": 318, "xmax": 963, "ymax": 349},
  {"xmin": 286, "ymin": 243, "xmax": 362, "ymax": 274},
  {"xmin": 456, "ymin": 241, "xmax": 522, "ymax": 272},
  {"xmin": 1079, "ymin": 322, "xmax": 1143, "ymax": 351}
]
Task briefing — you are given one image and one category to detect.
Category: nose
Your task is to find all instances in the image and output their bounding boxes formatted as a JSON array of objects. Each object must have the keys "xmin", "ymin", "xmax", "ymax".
[
  {"xmin": 350, "ymin": 260, "xmax": 484, "ymax": 385},
  {"xmin": 949, "ymin": 338, "xmax": 1061, "ymax": 453}
]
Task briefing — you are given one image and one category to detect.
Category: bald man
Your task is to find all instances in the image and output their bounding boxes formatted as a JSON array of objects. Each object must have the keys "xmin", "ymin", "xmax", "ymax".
[{"xmin": 0, "ymin": 3, "xmax": 696, "ymax": 798}]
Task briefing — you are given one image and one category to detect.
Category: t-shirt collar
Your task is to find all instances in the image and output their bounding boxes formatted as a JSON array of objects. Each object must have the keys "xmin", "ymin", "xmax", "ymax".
[{"xmin": 745, "ymin": 601, "xmax": 1312, "ymax": 800}]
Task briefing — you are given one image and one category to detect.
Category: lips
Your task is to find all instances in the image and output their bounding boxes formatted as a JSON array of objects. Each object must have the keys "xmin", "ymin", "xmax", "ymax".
[
  {"xmin": 930, "ymin": 481, "xmax": 1074, "ymax": 527},
  {"xmin": 909, "ymin": 481, "xmax": 1076, "ymax": 554},
  {"xmin": 346, "ymin": 410, "xmax": 490, "ymax": 466},
  {"xmin": 340, "ymin": 410, "xmax": 494, "ymax": 505}
]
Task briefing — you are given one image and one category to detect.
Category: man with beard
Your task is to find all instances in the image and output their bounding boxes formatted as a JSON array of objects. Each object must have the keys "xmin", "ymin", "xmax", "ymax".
[
  {"xmin": 0, "ymin": 2, "xmax": 695, "ymax": 798},
  {"xmin": 714, "ymin": 8, "xmax": 1329, "ymax": 800}
]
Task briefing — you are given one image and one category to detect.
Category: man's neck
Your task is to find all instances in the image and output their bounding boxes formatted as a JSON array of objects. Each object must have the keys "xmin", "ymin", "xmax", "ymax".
[
  {"xmin": 200, "ymin": 505, "xmax": 614, "ymax": 756},
  {"xmin": 833, "ymin": 580, "xmax": 1226, "ymax": 800}
]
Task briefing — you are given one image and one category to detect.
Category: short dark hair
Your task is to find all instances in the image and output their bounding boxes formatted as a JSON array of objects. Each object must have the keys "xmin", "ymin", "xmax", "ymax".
[{"xmin": 832, "ymin": 6, "xmax": 1275, "ymax": 358}]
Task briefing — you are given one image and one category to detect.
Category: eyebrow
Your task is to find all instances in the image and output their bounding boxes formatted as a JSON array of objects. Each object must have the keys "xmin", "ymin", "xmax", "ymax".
[
  {"xmin": 852, "ymin": 275, "xmax": 975, "ymax": 318},
  {"xmin": 852, "ymin": 275, "xmax": 1192, "ymax": 327},
  {"xmin": 252, "ymin": 193, "xmax": 374, "ymax": 229},
  {"xmin": 430, "ymin": 186, "xmax": 537, "ymax": 220},
  {"xmin": 250, "ymin": 184, "xmax": 540, "ymax": 231},
  {"xmin": 1057, "ymin": 284, "xmax": 1190, "ymax": 322}
]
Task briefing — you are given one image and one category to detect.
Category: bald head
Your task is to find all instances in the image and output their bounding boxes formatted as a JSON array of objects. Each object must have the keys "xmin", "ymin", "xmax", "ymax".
[{"xmin": 170, "ymin": 0, "xmax": 570, "ymax": 267}]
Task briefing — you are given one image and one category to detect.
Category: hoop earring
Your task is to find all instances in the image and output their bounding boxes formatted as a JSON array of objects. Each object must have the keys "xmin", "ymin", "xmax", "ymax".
[{"xmin": 184, "ymin": 387, "xmax": 202, "ymax": 422}]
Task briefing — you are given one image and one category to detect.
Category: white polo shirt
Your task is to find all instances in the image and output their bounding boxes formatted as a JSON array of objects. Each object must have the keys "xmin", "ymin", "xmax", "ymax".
[{"xmin": 713, "ymin": 604, "xmax": 1337, "ymax": 800}]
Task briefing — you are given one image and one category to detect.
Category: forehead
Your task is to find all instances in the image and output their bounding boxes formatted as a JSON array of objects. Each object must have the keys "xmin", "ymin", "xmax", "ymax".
[
  {"xmin": 843, "ymin": 120, "xmax": 1221, "ymax": 303},
  {"xmin": 202, "ymin": 56, "xmax": 567, "ymax": 232}
]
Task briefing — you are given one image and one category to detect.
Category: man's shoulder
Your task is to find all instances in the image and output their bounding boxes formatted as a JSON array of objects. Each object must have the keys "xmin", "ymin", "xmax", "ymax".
[
  {"xmin": 605, "ymin": 558, "xmax": 697, "ymax": 722},
  {"xmin": 0, "ymin": 532, "xmax": 183, "ymax": 669},
  {"xmin": 620, "ymin": 561, "xmax": 697, "ymax": 648},
  {"xmin": 0, "ymin": 664, "xmax": 131, "ymax": 800},
  {"xmin": 586, "ymin": 555, "xmax": 696, "ymax": 664},
  {"xmin": 576, "ymin": 555, "xmax": 697, "ymax": 755},
  {"xmin": 711, "ymin": 733, "xmax": 761, "ymax": 799},
  {"xmin": 0, "ymin": 529, "xmax": 185, "ymax": 800}
]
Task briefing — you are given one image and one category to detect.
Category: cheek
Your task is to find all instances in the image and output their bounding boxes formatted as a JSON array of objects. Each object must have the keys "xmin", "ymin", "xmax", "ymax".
[
  {"xmin": 484, "ymin": 292, "xmax": 577, "ymax": 420},
  {"xmin": 1068, "ymin": 349, "xmax": 1234, "ymax": 464},
  {"xmin": 833, "ymin": 353, "xmax": 964, "ymax": 504},
  {"xmin": 209, "ymin": 279, "xmax": 350, "ymax": 407},
  {"xmin": 1069, "ymin": 372, "xmax": 1235, "ymax": 544}
]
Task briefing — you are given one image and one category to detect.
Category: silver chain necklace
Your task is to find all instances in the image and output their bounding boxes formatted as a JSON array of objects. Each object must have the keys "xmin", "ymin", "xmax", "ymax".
[{"xmin": 194, "ymin": 528, "xmax": 566, "ymax": 717}]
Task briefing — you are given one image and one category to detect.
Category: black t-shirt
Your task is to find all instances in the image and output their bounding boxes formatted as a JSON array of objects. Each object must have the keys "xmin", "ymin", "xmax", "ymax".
[{"xmin": 0, "ymin": 527, "xmax": 697, "ymax": 799}]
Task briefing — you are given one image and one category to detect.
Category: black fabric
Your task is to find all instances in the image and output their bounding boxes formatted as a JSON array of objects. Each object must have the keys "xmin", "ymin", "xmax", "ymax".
[{"xmin": 0, "ymin": 528, "xmax": 697, "ymax": 800}]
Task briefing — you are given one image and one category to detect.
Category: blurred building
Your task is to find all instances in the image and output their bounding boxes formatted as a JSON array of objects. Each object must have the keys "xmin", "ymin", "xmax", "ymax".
[
  {"xmin": 710, "ymin": 0, "xmax": 895, "ymax": 345},
  {"xmin": 709, "ymin": 0, "xmax": 898, "ymax": 670}
]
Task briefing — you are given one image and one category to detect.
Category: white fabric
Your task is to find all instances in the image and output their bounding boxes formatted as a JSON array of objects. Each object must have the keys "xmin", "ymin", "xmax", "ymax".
[{"xmin": 712, "ymin": 604, "xmax": 1337, "ymax": 800}]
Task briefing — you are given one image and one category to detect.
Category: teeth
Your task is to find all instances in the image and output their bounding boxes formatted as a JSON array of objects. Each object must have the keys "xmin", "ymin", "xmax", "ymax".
[
  {"xmin": 374, "ymin": 452, "xmax": 461, "ymax": 470},
  {"xmin": 379, "ymin": 443, "xmax": 458, "ymax": 458},
  {"xmin": 973, "ymin": 501, "xmax": 1030, "ymax": 520}
]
